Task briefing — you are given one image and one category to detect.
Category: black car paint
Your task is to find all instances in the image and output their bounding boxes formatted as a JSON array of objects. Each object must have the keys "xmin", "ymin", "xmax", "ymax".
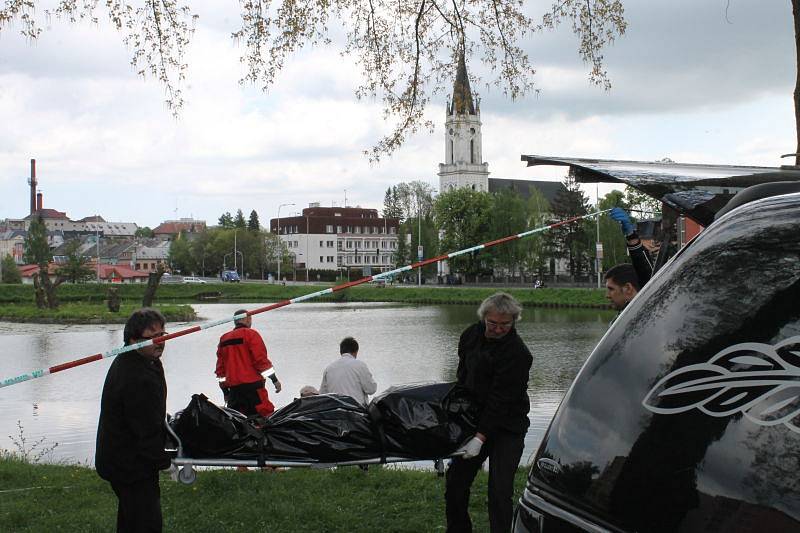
[{"xmin": 515, "ymin": 192, "xmax": 800, "ymax": 532}]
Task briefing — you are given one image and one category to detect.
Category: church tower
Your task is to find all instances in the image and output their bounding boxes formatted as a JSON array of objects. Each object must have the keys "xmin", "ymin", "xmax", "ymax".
[{"xmin": 438, "ymin": 50, "xmax": 489, "ymax": 192}]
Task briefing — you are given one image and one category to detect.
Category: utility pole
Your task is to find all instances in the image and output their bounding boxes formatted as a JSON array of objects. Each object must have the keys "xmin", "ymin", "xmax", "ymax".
[
  {"xmin": 417, "ymin": 207, "xmax": 423, "ymax": 286},
  {"xmin": 96, "ymin": 216, "xmax": 101, "ymax": 283}
]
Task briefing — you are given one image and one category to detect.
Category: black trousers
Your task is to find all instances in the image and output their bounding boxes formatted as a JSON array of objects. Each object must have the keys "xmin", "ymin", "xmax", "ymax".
[
  {"xmin": 445, "ymin": 429, "xmax": 525, "ymax": 533},
  {"xmin": 109, "ymin": 473, "xmax": 162, "ymax": 533}
]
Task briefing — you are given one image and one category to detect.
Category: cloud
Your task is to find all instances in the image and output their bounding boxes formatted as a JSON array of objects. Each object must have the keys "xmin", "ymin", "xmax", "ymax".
[{"xmin": 0, "ymin": 0, "xmax": 796, "ymax": 228}]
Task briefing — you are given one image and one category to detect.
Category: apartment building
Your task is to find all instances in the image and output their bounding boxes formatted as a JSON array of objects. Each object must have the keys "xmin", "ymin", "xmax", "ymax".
[{"xmin": 270, "ymin": 205, "xmax": 400, "ymax": 272}]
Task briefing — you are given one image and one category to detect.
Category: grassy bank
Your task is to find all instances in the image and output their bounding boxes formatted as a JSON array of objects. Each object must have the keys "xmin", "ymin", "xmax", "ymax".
[
  {"xmin": 0, "ymin": 303, "xmax": 197, "ymax": 324},
  {"xmin": 0, "ymin": 282, "xmax": 609, "ymax": 309},
  {"xmin": 0, "ymin": 455, "xmax": 527, "ymax": 532}
]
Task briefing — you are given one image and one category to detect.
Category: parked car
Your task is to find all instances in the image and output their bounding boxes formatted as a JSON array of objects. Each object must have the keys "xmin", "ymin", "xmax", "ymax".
[
  {"xmin": 182, "ymin": 276, "xmax": 206, "ymax": 284},
  {"xmin": 221, "ymin": 270, "xmax": 240, "ymax": 283},
  {"xmin": 512, "ymin": 161, "xmax": 800, "ymax": 532}
]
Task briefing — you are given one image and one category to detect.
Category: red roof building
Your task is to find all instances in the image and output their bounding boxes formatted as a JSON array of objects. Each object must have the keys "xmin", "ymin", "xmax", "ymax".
[{"xmin": 19, "ymin": 262, "xmax": 149, "ymax": 284}]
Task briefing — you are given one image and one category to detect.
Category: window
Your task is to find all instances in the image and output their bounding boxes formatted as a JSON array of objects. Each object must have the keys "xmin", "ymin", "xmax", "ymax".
[
  {"xmin": 327, "ymin": 256, "xmax": 334, "ymax": 263},
  {"xmin": 355, "ymin": 241, "xmax": 362, "ymax": 249},
  {"xmin": 354, "ymin": 226, "xmax": 361, "ymax": 234},
  {"xmin": 380, "ymin": 226, "xmax": 385, "ymax": 234},
  {"xmin": 347, "ymin": 241, "xmax": 353, "ymax": 249},
  {"xmin": 337, "ymin": 256, "xmax": 343, "ymax": 266},
  {"xmin": 337, "ymin": 226, "xmax": 342, "ymax": 233},
  {"xmin": 326, "ymin": 225, "xmax": 334, "ymax": 233},
  {"xmin": 320, "ymin": 256, "xmax": 324, "ymax": 263},
  {"xmin": 389, "ymin": 227, "xmax": 396, "ymax": 234},
  {"xmin": 327, "ymin": 241, "xmax": 334, "ymax": 247},
  {"xmin": 355, "ymin": 256, "xmax": 361, "ymax": 264},
  {"xmin": 319, "ymin": 240, "xmax": 324, "ymax": 247},
  {"xmin": 337, "ymin": 241, "xmax": 343, "ymax": 250},
  {"xmin": 294, "ymin": 241, "xmax": 299, "ymax": 248}
]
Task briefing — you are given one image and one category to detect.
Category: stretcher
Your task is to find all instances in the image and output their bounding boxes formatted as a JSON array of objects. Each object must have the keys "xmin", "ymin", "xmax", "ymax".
[
  {"xmin": 164, "ymin": 384, "xmax": 476, "ymax": 485},
  {"xmin": 165, "ymin": 421, "xmax": 453, "ymax": 485}
]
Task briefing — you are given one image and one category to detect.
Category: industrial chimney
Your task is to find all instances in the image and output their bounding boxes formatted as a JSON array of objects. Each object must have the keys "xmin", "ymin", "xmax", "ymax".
[
  {"xmin": 37, "ymin": 192, "xmax": 43, "ymax": 211},
  {"xmin": 28, "ymin": 159, "xmax": 37, "ymax": 215}
]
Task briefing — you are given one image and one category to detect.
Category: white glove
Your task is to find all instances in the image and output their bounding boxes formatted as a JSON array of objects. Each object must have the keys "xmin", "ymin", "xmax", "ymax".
[{"xmin": 459, "ymin": 436, "xmax": 484, "ymax": 459}]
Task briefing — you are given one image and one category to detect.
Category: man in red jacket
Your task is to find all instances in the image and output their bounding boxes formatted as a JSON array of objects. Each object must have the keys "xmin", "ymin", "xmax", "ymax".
[{"xmin": 216, "ymin": 309, "xmax": 282, "ymax": 417}]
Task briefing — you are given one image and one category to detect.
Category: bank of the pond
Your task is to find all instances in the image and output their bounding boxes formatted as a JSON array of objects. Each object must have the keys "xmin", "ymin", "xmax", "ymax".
[
  {"xmin": 0, "ymin": 455, "xmax": 526, "ymax": 532},
  {"xmin": 0, "ymin": 283, "xmax": 610, "ymax": 309},
  {"xmin": 0, "ymin": 303, "xmax": 196, "ymax": 324}
]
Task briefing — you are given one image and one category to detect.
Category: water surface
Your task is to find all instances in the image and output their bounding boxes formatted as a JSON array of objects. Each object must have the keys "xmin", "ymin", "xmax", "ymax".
[{"xmin": 0, "ymin": 302, "xmax": 612, "ymax": 466}]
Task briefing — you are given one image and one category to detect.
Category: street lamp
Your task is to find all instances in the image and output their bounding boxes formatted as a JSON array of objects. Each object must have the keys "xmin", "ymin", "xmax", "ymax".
[
  {"xmin": 236, "ymin": 250, "xmax": 244, "ymax": 279},
  {"xmin": 276, "ymin": 202, "xmax": 295, "ymax": 282}
]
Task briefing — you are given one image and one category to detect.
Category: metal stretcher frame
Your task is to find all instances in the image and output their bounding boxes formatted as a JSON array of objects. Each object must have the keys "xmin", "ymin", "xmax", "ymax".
[{"xmin": 165, "ymin": 420, "xmax": 455, "ymax": 484}]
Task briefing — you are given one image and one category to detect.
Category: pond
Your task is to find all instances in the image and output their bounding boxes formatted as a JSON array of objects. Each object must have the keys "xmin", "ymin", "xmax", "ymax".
[{"xmin": 0, "ymin": 302, "xmax": 613, "ymax": 467}]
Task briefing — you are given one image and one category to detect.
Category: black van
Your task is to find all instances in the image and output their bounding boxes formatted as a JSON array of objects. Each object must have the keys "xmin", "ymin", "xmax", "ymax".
[{"xmin": 513, "ymin": 157, "xmax": 800, "ymax": 532}]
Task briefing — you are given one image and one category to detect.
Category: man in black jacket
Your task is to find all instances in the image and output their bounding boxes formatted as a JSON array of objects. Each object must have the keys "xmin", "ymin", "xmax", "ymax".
[
  {"xmin": 445, "ymin": 292, "xmax": 533, "ymax": 533},
  {"xmin": 96, "ymin": 308, "xmax": 172, "ymax": 532}
]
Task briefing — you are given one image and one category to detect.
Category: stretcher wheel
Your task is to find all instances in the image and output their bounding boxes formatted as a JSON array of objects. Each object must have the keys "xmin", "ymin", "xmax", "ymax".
[{"xmin": 178, "ymin": 465, "xmax": 197, "ymax": 485}]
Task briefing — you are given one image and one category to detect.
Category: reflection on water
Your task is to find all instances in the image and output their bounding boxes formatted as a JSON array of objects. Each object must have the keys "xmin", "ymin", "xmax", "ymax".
[{"xmin": 0, "ymin": 302, "xmax": 612, "ymax": 466}]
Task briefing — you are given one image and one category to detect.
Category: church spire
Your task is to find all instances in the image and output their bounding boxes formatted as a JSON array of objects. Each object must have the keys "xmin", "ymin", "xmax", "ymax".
[{"xmin": 451, "ymin": 49, "xmax": 475, "ymax": 115}]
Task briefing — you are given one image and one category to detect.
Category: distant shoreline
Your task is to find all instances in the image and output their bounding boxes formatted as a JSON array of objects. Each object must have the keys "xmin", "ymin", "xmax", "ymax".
[{"xmin": 0, "ymin": 283, "xmax": 610, "ymax": 323}]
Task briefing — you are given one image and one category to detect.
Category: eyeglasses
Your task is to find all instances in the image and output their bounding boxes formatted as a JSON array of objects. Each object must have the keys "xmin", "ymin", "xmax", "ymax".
[
  {"xmin": 139, "ymin": 332, "xmax": 167, "ymax": 341},
  {"xmin": 486, "ymin": 320, "xmax": 513, "ymax": 330}
]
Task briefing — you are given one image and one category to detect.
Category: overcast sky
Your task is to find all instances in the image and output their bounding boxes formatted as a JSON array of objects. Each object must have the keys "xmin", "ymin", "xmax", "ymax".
[{"xmin": 0, "ymin": 0, "xmax": 795, "ymax": 228}]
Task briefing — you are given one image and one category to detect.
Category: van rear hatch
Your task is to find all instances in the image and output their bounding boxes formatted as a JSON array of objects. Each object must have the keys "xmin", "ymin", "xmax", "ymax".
[{"xmin": 525, "ymin": 192, "xmax": 800, "ymax": 531}]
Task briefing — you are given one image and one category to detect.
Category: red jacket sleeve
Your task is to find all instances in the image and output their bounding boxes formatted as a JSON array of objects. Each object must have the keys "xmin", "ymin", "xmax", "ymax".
[{"xmin": 247, "ymin": 329, "xmax": 272, "ymax": 373}]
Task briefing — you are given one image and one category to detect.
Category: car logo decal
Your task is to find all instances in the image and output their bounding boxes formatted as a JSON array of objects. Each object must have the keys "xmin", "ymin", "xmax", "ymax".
[
  {"xmin": 642, "ymin": 336, "xmax": 800, "ymax": 433},
  {"xmin": 536, "ymin": 457, "xmax": 563, "ymax": 476}
]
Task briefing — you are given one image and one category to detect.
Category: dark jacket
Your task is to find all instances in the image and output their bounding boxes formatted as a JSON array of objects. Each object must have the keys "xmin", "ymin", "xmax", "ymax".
[
  {"xmin": 96, "ymin": 351, "xmax": 170, "ymax": 483},
  {"xmin": 628, "ymin": 238, "xmax": 654, "ymax": 289},
  {"xmin": 457, "ymin": 322, "xmax": 533, "ymax": 436}
]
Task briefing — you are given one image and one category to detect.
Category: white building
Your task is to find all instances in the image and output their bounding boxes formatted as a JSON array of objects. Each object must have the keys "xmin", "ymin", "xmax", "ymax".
[
  {"xmin": 271, "ymin": 205, "xmax": 400, "ymax": 273},
  {"xmin": 438, "ymin": 50, "xmax": 490, "ymax": 193}
]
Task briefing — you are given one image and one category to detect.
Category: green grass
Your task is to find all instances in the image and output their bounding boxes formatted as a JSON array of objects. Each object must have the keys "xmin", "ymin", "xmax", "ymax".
[
  {"xmin": 0, "ymin": 455, "xmax": 528, "ymax": 532},
  {"xmin": 0, "ymin": 303, "xmax": 196, "ymax": 323},
  {"xmin": 0, "ymin": 283, "xmax": 610, "ymax": 309}
]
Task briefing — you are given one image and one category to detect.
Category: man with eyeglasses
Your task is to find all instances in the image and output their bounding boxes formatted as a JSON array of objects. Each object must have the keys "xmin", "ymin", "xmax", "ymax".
[
  {"xmin": 445, "ymin": 292, "xmax": 533, "ymax": 533},
  {"xmin": 96, "ymin": 308, "xmax": 172, "ymax": 532}
]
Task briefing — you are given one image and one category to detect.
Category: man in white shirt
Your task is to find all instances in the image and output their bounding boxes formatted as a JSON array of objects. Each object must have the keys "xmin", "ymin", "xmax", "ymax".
[{"xmin": 319, "ymin": 337, "xmax": 377, "ymax": 406}]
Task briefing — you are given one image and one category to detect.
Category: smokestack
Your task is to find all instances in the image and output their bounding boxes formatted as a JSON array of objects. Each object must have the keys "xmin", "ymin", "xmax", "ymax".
[
  {"xmin": 37, "ymin": 192, "xmax": 43, "ymax": 211},
  {"xmin": 29, "ymin": 159, "xmax": 37, "ymax": 215}
]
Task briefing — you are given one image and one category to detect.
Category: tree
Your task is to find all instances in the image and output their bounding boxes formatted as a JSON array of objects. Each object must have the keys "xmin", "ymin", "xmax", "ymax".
[
  {"xmin": 383, "ymin": 187, "xmax": 403, "ymax": 220},
  {"xmin": 434, "ymin": 188, "xmax": 493, "ymax": 278},
  {"xmin": 168, "ymin": 232, "xmax": 196, "ymax": 274},
  {"xmin": 1, "ymin": 255, "xmax": 21, "ymax": 284},
  {"xmin": 523, "ymin": 187, "xmax": 551, "ymax": 278},
  {"xmin": 0, "ymin": 1, "xmax": 626, "ymax": 159},
  {"xmin": 247, "ymin": 210, "xmax": 261, "ymax": 232},
  {"xmin": 23, "ymin": 216, "xmax": 62, "ymax": 308},
  {"xmin": 218, "ymin": 212, "xmax": 234, "ymax": 229},
  {"xmin": 233, "ymin": 209, "xmax": 247, "ymax": 229},
  {"xmin": 624, "ymin": 186, "xmax": 661, "ymax": 219},
  {"xmin": 487, "ymin": 189, "xmax": 528, "ymax": 279},
  {"xmin": 598, "ymin": 190, "xmax": 630, "ymax": 271},
  {"xmin": 549, "ymin": 172, "xmax": 591, "ymax": 277},
  {"xmin": 56, "ymin": 241, "xmax": 95, "ymax": 283},
  {"xmin": 135, "ymin": 226, "xmax": 155, "ymax": 238}
]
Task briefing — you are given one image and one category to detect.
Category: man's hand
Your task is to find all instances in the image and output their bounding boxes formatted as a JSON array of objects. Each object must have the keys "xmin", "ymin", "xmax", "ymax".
[
  {"xmin": 610, "ymin": 207, "xmax": 636, "ymax": 236},
  {"xmin": 458, "ymin": 435, "xmax": 485, "ymax": 459},
  {"xmin": 274, "ymin": 380, "xmax": 282, "ymax": 393}
]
